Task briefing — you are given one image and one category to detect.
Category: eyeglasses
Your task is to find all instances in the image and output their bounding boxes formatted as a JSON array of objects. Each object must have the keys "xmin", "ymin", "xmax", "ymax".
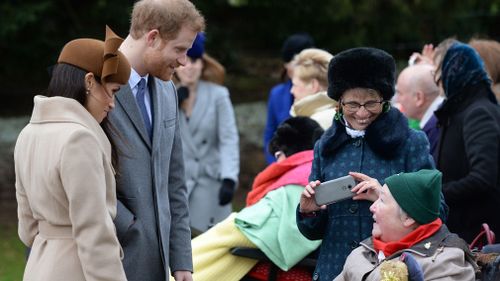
[{"xmin": 341, "ymin": 100, "xmax": 385, "ymax": 112}]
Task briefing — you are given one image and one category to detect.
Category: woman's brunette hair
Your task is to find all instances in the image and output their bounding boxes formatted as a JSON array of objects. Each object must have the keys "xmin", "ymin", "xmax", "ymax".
[{"xmin": 47, "ymin": 63, "xmax": 122, "ymax": 170}]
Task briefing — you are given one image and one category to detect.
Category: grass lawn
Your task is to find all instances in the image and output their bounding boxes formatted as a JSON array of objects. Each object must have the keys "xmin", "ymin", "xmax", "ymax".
[{"xmin": 0, "ymin": 223, "xmax": 25, "ymax": 281}]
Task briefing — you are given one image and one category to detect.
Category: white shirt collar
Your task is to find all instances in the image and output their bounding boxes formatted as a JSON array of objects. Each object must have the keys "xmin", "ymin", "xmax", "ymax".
[
  {"xmin": 128, "ymin": 68, "xmax": 149, "ymax": 90},
  {"xmin": 343, "ymin": 116, "xmax": 366, "ymax": 138},
  {"xmin": 420, "ymin": 96, "xmax": 444, "ymax": 128}
]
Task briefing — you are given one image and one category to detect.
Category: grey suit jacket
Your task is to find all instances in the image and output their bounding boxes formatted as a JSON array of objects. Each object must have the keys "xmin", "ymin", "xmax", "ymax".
[
  {"xmin": 180, "ymin": 81, "xmax": 239, "ymax": 231},
  {"xmin": 108, "ymin": 77, "xmax": 192, "ymax": 281}
]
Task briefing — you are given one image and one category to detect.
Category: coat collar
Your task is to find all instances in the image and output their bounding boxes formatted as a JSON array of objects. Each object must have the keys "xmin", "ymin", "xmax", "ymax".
[
  {"xmin": 435, "ymin": 84, "xmax": 497, "ymax": 127},
  {"xmin": 320, "ymin": 107, "xmax": 410, "ymax": 159},
  {"xmin": 184, "ymin": 81, "xmax": 211, "ymax": 133},
  {"xmin": 359, "ymin": 225, "xmax": 472, "ymax": 262},
  {"xmin": 290, "ymin": 91, "xmax": 337, "ymax": 117},
  {"xmin": 115, "ymin": 81, "xmax": 152, "ymax": 149},
  {"xmin": 30, "ymin": 95, "xmax": 111, "ymax": 160},
  {"xmin": 179, "ymin": 81, "xmax": 212, "ymax": 154},
  {"xmin": 150, "ymin": 77, "xmax": 163, "ymax": 151}
]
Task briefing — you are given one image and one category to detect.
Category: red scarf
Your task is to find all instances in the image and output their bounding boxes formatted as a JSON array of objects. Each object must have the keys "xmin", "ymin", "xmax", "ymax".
[
  {"xmin": 246, "ymin": 150, "xmax": 313, "ymax": 206},
  {"xmin": 373, "ymin": 218, "xmax": 442, "ymax": 257}
]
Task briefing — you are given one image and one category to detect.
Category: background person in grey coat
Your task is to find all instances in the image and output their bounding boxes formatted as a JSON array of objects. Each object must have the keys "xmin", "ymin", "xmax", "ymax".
[
  {"xmin": 106, "ymin": 1, "xmax": 205, "ymax": 281},
  {"xmin": 175, "ymin": 32, "xmax": 240, "ymax": 232}
]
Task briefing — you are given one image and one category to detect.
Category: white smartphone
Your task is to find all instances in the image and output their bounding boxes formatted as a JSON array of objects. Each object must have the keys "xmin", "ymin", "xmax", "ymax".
[{"xmin": 314, "ymin": 175, "xmax": 357, "ymax": 206}]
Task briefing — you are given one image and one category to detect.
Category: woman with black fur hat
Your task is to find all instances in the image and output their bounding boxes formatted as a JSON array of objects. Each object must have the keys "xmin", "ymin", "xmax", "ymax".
[{"xmin": 296, "ymin": 47, "xmax": 448, "ymax": 281}]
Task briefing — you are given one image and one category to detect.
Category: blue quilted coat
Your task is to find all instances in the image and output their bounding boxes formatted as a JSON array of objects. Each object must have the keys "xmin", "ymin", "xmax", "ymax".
[{"xmin": 296, "ymin": 108, "xmax": 447, "ymax": 281}]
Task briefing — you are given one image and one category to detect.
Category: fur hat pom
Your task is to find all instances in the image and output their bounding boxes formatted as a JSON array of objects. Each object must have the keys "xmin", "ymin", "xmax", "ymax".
[{"xmin": 327, "ymin": 47, "xmax": 396, "ymax": 101}]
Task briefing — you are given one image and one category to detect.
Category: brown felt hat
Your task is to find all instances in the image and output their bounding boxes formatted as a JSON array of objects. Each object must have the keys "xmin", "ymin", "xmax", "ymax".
[{"xmin": 58, "ymin": 26, "xmax": 130, "ymax": 84}]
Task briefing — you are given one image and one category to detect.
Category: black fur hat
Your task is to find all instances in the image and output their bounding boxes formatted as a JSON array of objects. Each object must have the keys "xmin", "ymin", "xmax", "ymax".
[
  {"xmin": 327, "ymin": 47, "xmax": 396, "ymax": 101},
  {"xmin": 269, "ymin": 116, "xmax": 324, "ymax": 158}
]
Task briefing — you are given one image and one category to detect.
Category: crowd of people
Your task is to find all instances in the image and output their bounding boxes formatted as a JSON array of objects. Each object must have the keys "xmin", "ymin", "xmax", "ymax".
[{"xmin": 12, "ymin": 0, "xmax": 500, "ymax": 280}]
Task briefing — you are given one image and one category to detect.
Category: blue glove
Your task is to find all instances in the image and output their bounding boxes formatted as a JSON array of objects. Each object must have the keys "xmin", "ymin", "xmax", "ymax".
[{"xmin": 400, "ymin": 252, "xmax": 424, "ymax": 281}]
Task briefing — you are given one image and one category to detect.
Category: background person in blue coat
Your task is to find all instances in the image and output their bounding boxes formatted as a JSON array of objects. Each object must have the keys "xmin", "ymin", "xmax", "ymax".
[
  {"xmin": 296, "ymin": 47, "xmax": 448, "ymax": 281},
  {"xmin": 263, "ymin": 33, "xmax": 315, "ymax": 163},
  {"xmin": 175, "ymin": 32, "xmax": 240, "ymax": 232}
]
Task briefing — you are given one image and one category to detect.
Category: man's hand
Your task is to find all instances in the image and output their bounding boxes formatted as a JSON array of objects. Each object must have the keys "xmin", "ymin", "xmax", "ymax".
[{"xmin": 173, "ymin": 270, "xmax": 193, "ymax": 281}]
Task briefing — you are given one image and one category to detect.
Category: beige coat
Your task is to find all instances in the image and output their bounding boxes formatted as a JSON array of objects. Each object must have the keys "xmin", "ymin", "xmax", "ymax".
[
  {"xmin": 290, "ymin": 91, "xmax": 337, "ymax": 129},
  {"xmin": 15, "ymin": 96, "xmax": 127, "ymax": 281}
]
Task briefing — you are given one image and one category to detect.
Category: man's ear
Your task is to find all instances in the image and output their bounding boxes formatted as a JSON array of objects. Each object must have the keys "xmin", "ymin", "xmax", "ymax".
[
  {"xmin": 145, "ymin": 29, "xmax": 161, "ymax": 48},
  {"xmin": 415, "ymin": 91, "xmax": 425, "ymax": 107}
]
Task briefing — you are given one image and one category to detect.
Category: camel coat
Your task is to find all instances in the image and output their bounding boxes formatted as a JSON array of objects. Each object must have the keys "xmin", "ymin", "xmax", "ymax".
[
  {"xmin": 289, "ymin": 91, "xmax": 337, "ymax": 129},
  {"xmin": 14, "ymin": 96, "xmax": 126, "ymax": 281}
]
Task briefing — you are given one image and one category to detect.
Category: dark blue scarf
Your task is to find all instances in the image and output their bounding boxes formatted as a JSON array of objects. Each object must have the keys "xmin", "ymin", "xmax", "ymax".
[{"xmin": 441, "ymin": 42, "xmax": 497, "ymax": 104}]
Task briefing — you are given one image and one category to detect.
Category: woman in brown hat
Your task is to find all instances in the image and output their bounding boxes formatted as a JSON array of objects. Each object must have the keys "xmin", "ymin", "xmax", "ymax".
[{"xmin": 14, "ymin": 26, "xmax": 130, "ymax": 281}]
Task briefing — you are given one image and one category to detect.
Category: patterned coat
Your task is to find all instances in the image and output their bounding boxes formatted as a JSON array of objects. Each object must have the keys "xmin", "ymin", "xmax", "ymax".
[{"xmin": 296, "ymin": 108, "xmax": 440, "ymax": 281}]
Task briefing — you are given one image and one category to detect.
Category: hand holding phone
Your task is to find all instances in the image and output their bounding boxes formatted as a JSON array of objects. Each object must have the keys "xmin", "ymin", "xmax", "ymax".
[
  {"xmin": 349, "ymin": 171, "xmax": 381, "ymax": 202},
  {"xmin": 314, "ymin": 175, "xmax": 357, "ymax": 206},
  {"xmin": 300, "ymin": 180, "xmax": 324, "ymax": 213}
]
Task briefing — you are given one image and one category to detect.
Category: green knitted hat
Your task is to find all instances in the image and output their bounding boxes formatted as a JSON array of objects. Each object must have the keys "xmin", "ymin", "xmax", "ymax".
[{"xmin": 385, "ymin": 169, "xmax": 442, "ymax": 224}]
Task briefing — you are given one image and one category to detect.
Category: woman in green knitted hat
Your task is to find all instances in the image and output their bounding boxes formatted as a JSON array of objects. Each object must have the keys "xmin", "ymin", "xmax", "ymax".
[{"xmin": 334, "ymin": 169, "xmax": 476, "ymax": 281}]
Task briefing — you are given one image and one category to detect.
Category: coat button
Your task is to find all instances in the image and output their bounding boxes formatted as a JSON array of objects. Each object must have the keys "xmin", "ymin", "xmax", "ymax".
[
  {"xmin": 202, "ymin": 139, "xmax": 207, "ymax": 144},
  {"xmin": 348, "ymin": 203, "xmax": 358, "ymax": 214},
  {"xmin": 351, "ymin": 240, "xmax": 358, "ymax": 249},
  {"xmin": 353, "ymin": 139, "xmax": 362, "ymax": 147},
  {"xmin": 195, "ymin": 158, "xmax": 199, "ymax": 162},
  {"xmin": 313, "ymin": 272, "xmax": 319, "ymax": 280}
]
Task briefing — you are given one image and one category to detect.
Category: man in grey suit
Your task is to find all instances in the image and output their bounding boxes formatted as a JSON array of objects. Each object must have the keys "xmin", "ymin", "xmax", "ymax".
[{"xmin": 106, "ymin": 1, "xmax": 204, "ymax": 281}]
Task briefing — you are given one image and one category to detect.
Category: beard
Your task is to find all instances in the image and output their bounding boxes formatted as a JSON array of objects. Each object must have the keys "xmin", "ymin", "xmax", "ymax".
[{"xmin": 143, "ymin": 51, "xmax": 175, "ymax": 81}]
